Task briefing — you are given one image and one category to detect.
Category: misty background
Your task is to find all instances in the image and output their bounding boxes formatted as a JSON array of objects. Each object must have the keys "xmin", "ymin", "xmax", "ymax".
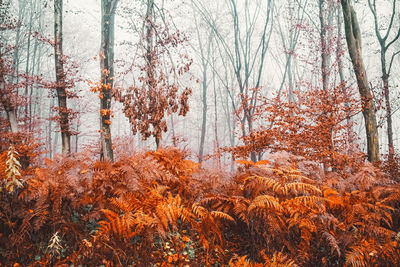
[{"xmin": 2, "ymin": 0, "xmax": 400, "ymax": 166}]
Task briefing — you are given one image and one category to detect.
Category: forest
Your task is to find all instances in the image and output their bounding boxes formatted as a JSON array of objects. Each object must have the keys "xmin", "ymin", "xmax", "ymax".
[{"xmin": 1, "ymin": 0, "xmax": 400, "ymax": 266}]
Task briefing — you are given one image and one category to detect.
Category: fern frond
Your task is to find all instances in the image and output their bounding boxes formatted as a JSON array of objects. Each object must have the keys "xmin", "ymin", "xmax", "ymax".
[
  {"xmin": 109, "ymin": 193, "xmax": 140, "ymax": 213},
  {"xmin": 345, "ymin": 246, "xmax": 367, "ymax": 267},
  {"xmin": 287, "ymin": 195, "xmax": 324, "ymax": 205},
  {"xmin": 380, "ymin": 188, "xmax": 400, "ymax": 206},
  {"xmin": 248, "ymin": 195, "xmax": 282, "ymax": 213},
  {"xmin": 210, "ymin": 210, "xmax": 235, "ymax": 222},
  {"xmin": 233, "ymin": 200, "xmax": 250, "ymax": 224},
  {"xmin": 192, "ymin": 202, "xmax": 207, "ymax": 218},
  {"xmin": 288, "ymin": 173, "xmax": 314, "ymax": 183},
  {"xmin": 283, "ymin": 182, "xmax": 321, "ymax": 196},
  {"xmin": 322, "ymin": 231, "xmax": 341, "ymax": 257},
  {"xmin": 246, "ymin": 175, "xmax": 284, "ymax": 194},
  {"xmin": 323, "ymin": 187, "xmax": 339, "ymax": 198},
  {"xmin": 4, "ymin": 145, "xmax": 23, "ymax": 192},
  {"xmin": 98, "ymin": 209, "xmax": 135, "ymax": 240},
  {"xmin": 264, "ymin": 251, "xmax": 296, "ymax": 266}
]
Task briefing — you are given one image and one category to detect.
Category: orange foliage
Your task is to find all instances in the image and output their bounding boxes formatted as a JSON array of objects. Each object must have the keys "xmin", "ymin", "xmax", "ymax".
[
  {"xmin": 230, "ymin": 84, "xmax": 362, "ymax": 170},
  {"xmin": 114, "ymin": 20, "xmax": 192, "ymax": 145},
  {"xmin": 0, "ymin": 147, "xmax": 399, "ymax": 266}
]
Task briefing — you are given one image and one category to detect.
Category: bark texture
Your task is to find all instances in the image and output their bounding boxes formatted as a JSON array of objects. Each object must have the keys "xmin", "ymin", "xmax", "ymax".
[
  {"xmin": 100, "ymin": 0, "xmax": 119, "ymax": 161},
  {"xmin": 341, "ymin": 0, "xmax": 380, "ymax": 162},
  {"xmin": 54, "ymin": 0, "xmax": 71, "ymax": 155}
]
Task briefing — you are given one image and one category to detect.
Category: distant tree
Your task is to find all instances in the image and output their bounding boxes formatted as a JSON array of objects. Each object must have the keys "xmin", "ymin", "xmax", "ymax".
[
  {"xmin": 367, "ymin": 0, "xmax": 400, "ymax": 161},
  {"xmin": 53, "ymin": 0, "xmax": 71, "ymax": 155},
  {"xmin": 341, "ymin": 0, "xmax": 380, "ymax": 162},
  {"xmin": 276, "ymin": 0, "xmax": 308, "ymax": 101},
  {"xmin": 194, "ymin": 0, "xmax": 274, "ymax": 162},
  {"xmin": 115, "ymin": 0, "xmax": 192, "ymax": 149},
  {"xmin": 191, "ymin": 2, "xmax": 215, "ymax": 162}
]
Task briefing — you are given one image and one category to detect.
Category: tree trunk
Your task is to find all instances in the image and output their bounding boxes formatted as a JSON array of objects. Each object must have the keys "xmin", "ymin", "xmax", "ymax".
[
  {"xmin": 0, "ymin": 55, "xmax": 18, "ymax": 133},
  {"xmin": 48, "ymin": 97, "xmax": 55, "ymax": 158},
  {"xmin": 199, "ymin": 66, "xmax": 207, "ymax": 162},
  {"xmin": 100, "ymin": 0, "xmax": 119, "ymax": 161},
  {"xmin": 336, "ymin": 7, "xmax": 353, "ymax": 152},
  {"xmin": 381, "ymin": 57, "xmax": 394, "ymax": 159},
  {"xmin": 54, "ymin": 0, "xmax": 71, "ymax": 155},
  {"xmin": 212, "ymin": 63, "xmax": 221, "ymax": 169},
  {"xmin": 341, "ymin": 0, "xmax": 379, "ymax": 162},
  {"xmin": 367, "ymin": 0, "xmax": 399, "ymax": 161},
  {"xmin": 319, "ymin": 0, "xmax": 329, "ymax": 92},
  {"xmin": 194, "ymin": 10, "xmax": 213, "ymax": 162},
  {"xmin": 24, "ymin": 2, "xmax": 33, "ymax": 117},
  {"xmin": 11, "ymin": 0, "xmax": 25, "ymax": 85},
  {"xmin": 6, "ymin": 108, "xmax": 18, "ymax": 133},
  {"xmin": 145, "ymin": 0, "xmax": 157, "ymax": 149}
]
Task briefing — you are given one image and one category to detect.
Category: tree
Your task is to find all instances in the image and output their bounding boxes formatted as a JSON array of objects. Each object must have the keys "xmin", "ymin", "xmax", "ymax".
[
  {"xmin": 54, "ymin": 0, "xmax": 71, "ymax": 155},
  {"xmin": 116, "ymin": 0, "xmax": 192, "ymax": 149},
  {"xmin": 336, "ymin": 6, "xmax": 355, "ymax": 152},
  {"xmin": 319, "ymin": 0, "xmax": 329, "ymax": 92},
  {"xmin": 195, "ymin": 0, "xmax": 274, "ymax": 162},
  {"xmin": 191, "ymin": 2, "xmax": 215, "ymax": 162},
  {"xmin": 367, "ymin": 0, "xmax": 400, "ymax": 161},
  {"xmin": 0, "ymin": 57, "xmax": 19, "ymax": 134},
  {"xmin": 341, "ymin": 0, "xmax": 380, "ymax": 162},
  {"xmin": 228, "ymin": 85, "xmax": 360, "ymax": 170},
  {"xmin": 276, "ymin": 0, "xmax": 308, "ymax": 101},
  {"xmin": 99, "ymin": 0, "xmax": 119, "ymax": 161},
  {"xmin": 0, "ymin": 1, "xmax": 19, "ymax": 134}
]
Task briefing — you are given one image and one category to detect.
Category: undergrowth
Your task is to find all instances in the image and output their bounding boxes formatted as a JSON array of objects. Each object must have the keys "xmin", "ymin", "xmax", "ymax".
[{"xmin": 0, "ymin": 147, "xmax": 399, "ymax": 266}]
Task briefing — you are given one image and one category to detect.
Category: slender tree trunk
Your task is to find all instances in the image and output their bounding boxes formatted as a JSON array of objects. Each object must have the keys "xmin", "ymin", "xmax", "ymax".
[
  {"xmin": 75, "ymin": 123, "xmax": 79, "ymax": 153},
  {"xmin": 199, "ymin": 66, "xmax": 207, "ymax": 162},
  {"xmin": 367, "ymin": 0, "xmax": 400, "ymax": 161},
  {"xmin": 381, "ymin": 54, "xmax": 394, "ymax": 159},
  {"xmin": 29, "ymin": 36, "xmax": 39, "ymax": 132},
  {"xmin": 28, "ymin": 0, "xmax": 40, "ymax": 132},
  {"xmin": 100, "ymin": 0, "xmax": 119, "ymax": 161},
  {"xmin": 194, "ymin": 18, "xmax": 213, "ymax": 162},
  {"xmin": 341, "ymin": 0, "xmax": 379, "ymax": 162},
  {"xmin": 336, "ymin": 9, "xmax": 346, "ymax": 86},
  {"xmin": 170, "ymin": 114, "xmax": 177, "ymax": 147},
  {"xmin": 287, "ymin": 57, "xmax": 294, "ymax": 101},
  {"xmin": 11, "ymin": 0, "xmax": 25, "ymax": 85},
  {"xmin": 212, "ymin": 64, "xmax": 221, "ymax": 169},
  {"xmin": 24, "ymin": 1, "xmax": 33, "ymax": 116},
  {"xmin": 53, "ymin": 123, "xmax": 59, "ymax": 154},
  {"xmin": 337, "ymin": 7, "xmax": 352, "ymax": 152},
  {"xmin": 145, "ymin": 0, "xmax": 156, "ymax": 149},
  {"xmin": 48, "ymin": 97, "xmax": 55, "ymax": 158},
  {"xmin": 54, "ymin": 0, "xmax": 71, "ymax": 155},
  {"xmin": 319, "ymin": 0, "xmax": 328, "ymax": 91}
]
